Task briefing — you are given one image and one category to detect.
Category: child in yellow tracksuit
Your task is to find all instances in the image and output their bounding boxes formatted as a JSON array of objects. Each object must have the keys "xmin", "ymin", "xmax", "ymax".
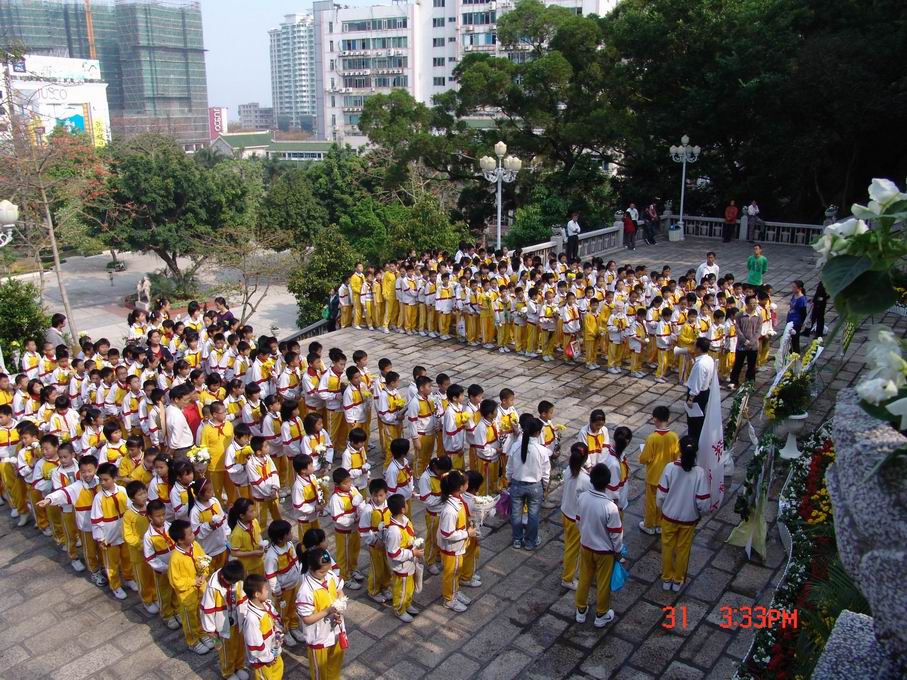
[
  {"xmin": 385, "ymin": 493, "xmax": 422, "ymax": 622},
  {"xmin": 264, "ymin": 520, "xmax": 302, "ymax": 646},
  {"xmin": 292, "ymin": 454, "xmax": 324, "ymax": 539},
  {"xmin": 722, "ymin": 308, "xmax": 738, "ymax": 380},
  {"xmin": 243, "ymin": 575, "xmax": 285, "ymax": 679},
  {"xmin": 560, "ymin": 443, "xmax": 591, "ymax": 588},
  {"xmin": 625, "ymin": 309, "xmax": 649, "ymax": 377},
  {"xmin": 360, "ymin": 271, "xmax": 375, "ymax": 330},
  {"xmin": 350, "ymin": 265, "xmax": 365, "ymax": 328},
  {"xmin": 638, "ymin": 407, "xmax": 679, "ymax": 535},
  {"xmin": 655, "ymin": 308, "xmax": 675, "ymax": 381},
  {"xmin": 437, "ymin": 471, "xmax": 474, "ymax": 613},
  {"xmin": 200, "ymin": 560, "xmax": 249, "ymax": 680},
  {"xmin": 656, "ymin": 436, "xmax": 711, "ymax": 592},
  {"xmin": 358, "ymin": 479, "xmax": 392, "ymax": 603},
  {"xmin": 479, "ymin": 281, "xmax": 497, "ymax": 348},
  {"xmin": 91, "ymin": 462, "xmax": 137, "ymax": 599},
  {"xmin": 606, "ymin": 302, "xmax": 628, "ymax": 373},
  {"xmin": 229, "ymin": 497, "xmax": 266, "ymax": 576},
  {"xmin": 143, "ymin": 499, "xmax": 181, "ymax": 630},
  {"xmin": 295, "ymin": 550, "xmax": 346, "ymax": 680},
  {"xmin": 0, "ymin": 406, "xmax": 25, "ymax": 520},
  {"xmin": 583, "ymin": 298, "xmax": 601, "ymax": 369},
  {"xmin": 676, "ymin": 309, "xmax": 699, "ymax": 385},
  {"xmin": 123, "ymin": 480, "xmax": 157, "ymax": 614},
  {"xmin": 17, "ymin": 422, "xmax": 48, "ymax": 531},
  {"xmin": 416, "ymin": 455, "xmax": 451, "ymax": 575},
  {"xmin": 382, "ymin": 264, "xmax": 398, "ymax": 331},
  {"xmin": 539, "ymin": 291, "xmax": 559, "ymax": 361},
  {"xmin": 460, "ymin": 471, "xmax": 485, "ymax": 588},
  {"xmin": 329, "ymin": 468, "xmax": 364, "ymax": 589},
  {"xmin": 168, "ymin": 518, "xmax": 213, "ymax": 654}
]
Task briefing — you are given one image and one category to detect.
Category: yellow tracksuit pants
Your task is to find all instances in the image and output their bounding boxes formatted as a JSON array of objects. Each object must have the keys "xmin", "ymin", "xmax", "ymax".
[
  {"xmin": 526, "ymin": 324, "xmax": 539, "ymax": 354},
  {"xmin": 513, "ymin": 324, "xmax": 526, "ymax": 353},
  {"xmin": 392, "ymin": 571, "xmax": 415, "ymax": 616},
  {"xmin": 154, "ymin": 570, "xmax": 178, "ymax": 618},
  {"xmin": 47, "ymin": 505, "xmax": 65, "ymax": 546},
  {"xmin": 629, "ymin": 349, "xmax": 643, "ymax": 372},
  {"xmin": 607, "ymin": 342, "xmax": 625, "ymax": 369},
  {"xmin": 583, "ymin": 333, "xmax": 598, "ymax": 366},
  {"xmin": 253, "ymin": 656, "xmax": 284, "ymax": 680},
  {"xmin": 129, "ymin": 545, "xmax": 156, "ymax": 605},
  {"xmin": 367, "ymin": 544, "xmax": 391, "ymax": 596},
  {"xmin": 101, "ymin": 542, "xmax": 132, "ymax": 591},
  {"xmin": 178, "ymin": 590, "xmax": 203, "ymax": 646},
  {"xmin": 217, "ymin": 627, "xmax": 246, "ymax": 679},
  {"xmin": 424, "ymin": 512, "xmax": 440, "ymax": 566},
  {"xmin": 296, "ymin": 520, "xmax": 319, "ymax": 545},
  {"xmin": 80, "ymin": 530, "xmax": 100, "ymax": 573},
  {"xmin": 327, "ymin": 410, "xmax": 348, "ymax": 454},
  {"xmin": 540, "ymin": 330, "xmax": 556, "ymax": 358},
  {"xmin": 437, "ymin": 312, "xmax": 451, "ymax": 337},
  {"xmin": 561, "ymin": 515, "xmax": 580, "ymax": 584},
  {"xmin": 339, "ymin": 307, "xmax": 352, "ymax": 329},
  {"xmin": 61, "ymin": 511, "xmax": 79, "ymax": 561},
  {"xmin": 417, "ymin": 303, "xmax": 427, "ymax": 333},
  {"xmin": 643, "ymin": 483, "xmax": 662, "ymax": 529},
  {"xmin": 474, "ymin": 458, "xmax": 499, "ymax": 497},
  {"xmin": 445, "ymin": 448, "xmax": 465, "ymax": 471},
  {"xmin": 334, "ymin": 530, "xmax": 360, "ymax": 581},
  {"xmin": 352, "ymin": 296, "xmax": 362, "ymax": 327},
  {"xmin": 441, "ymin": 551, "xmax": 463, "ymax": 603},
  {"xmin": 496, "ymin": 322, "xmax": 509, "ymax": 350},
  {"xmin": 306, "ymin": 644, "xmax": 342, "ymax": 680},
  {"xmin": 404, "ymin": 304, "xmax": 418, "ymax": 332},
  {"xmin": 757, "ymin": 337, "xmax": 770, "ymax": 365},
  {"xmin": 465, "ymin": 315, "xmax": 478, "ymax": 344},
  {"xmin": 461, "ymin": 539, "xmax": 479, "ymax": 582},
  {"xmin": 30, "ymin": 488, "xmax": 49, "ymax": 529},
  {"xmin": 2, "ymin": 464, "xmax": 27, "ymax": 513},
  {"xmin": 720, "ymin": 351, "xmax": 734, "ymax": 379},
  {"xmin": 656, "ymin": 348, "xmax": 672, "ymax": 378},
  {"xmin": 414, "ymin": 434, "xmax": 435, "ymax": 478},
  {"xmin": 209, "ymin": 468, "xmax": 237, "ymax": 507},
  {"xmin": 575, "ymin": 548, "xmax": 615, "ymax": 616},
  {"xmin": 660, "ymin": 519, "xmax": 695, "ymax": 584},
  {"xmin": 277, "ymin": 586, "xmax": 299, "ymax": 631},
  {"xmin": 380, "ymin": 423, "xmax": 402, "ymax": 467},
  {"xmin": 383, "ymin": 299, "xmax": 397, "ymax": 330},
  {"xmin": 362, "ymin": 300, "xmax": 374, "ymax": 328},
  {"xmin": 255, "ymin": 497, "xmax": 282, "ymax": 529}
]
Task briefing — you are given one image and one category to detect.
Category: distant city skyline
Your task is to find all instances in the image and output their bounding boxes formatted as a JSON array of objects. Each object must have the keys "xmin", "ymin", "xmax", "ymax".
[{"xmin": 200, "ymin": 0, "xmax": 373, "ymax": 118}]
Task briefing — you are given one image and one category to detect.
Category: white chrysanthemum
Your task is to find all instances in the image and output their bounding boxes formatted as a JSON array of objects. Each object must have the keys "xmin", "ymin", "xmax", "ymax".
[{"xmin": 856, "ymin": 377, "xmax": 899, "ymax": 405}]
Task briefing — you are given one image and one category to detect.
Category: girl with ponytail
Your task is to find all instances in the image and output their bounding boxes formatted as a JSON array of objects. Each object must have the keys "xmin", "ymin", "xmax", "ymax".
[
  {"xmin": 506, "ymin": 417, "xmax": 549, "ymax": 551},
  {"xmin": 437, "ymin": 470, "xmax": 475, "ymax": 613},
  {"xmin": 560, "ymin": 442, "xmax": 592, "ymax": 589},
  {"xmin": 188, "ymin": 477, "xmax": 228, "ymax": 572},
  {"xmin": 603, "ymin": 426, "xmax": 632, "ymax": 515},
  {"xmin": 297, "ymin": 546, "xmax": 348, "ymax": 676},
  {"xmin": 656, "ymin": 435, "xmax": 711, "ymax": 592}
]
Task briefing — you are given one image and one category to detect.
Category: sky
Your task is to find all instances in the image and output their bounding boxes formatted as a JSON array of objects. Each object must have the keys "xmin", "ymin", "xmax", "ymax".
[{"xmin": 200, "ymin": 0, "xmax": 372, "ymax": 117}]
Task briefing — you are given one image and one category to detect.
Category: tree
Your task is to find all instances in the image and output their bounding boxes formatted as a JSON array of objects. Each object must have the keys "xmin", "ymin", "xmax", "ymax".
[
  {"xmin": 0, "ymin": 278, "xmax": 49, "ymax": 363},
  {"xmin": 88, "ymin": 134, "xmax": 257, "ymax": 287},
  {"xmin": 287, "ymin": 229, "xmax": 362, "ymax": 326},
  {"xmin": 260, "ymin": 167, "xmax": 329, "ymax": 247}
]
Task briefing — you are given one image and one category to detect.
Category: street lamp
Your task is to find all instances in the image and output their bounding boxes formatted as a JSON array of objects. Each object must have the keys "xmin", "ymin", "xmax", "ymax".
[
  {"xmin": 479, "ymin": 141, "xmax": 521, "ymax": 250},
  {"xmin": 669, "ymin": 134, "xmax": 701, "ymax": 240},
  {"xmin": 0, "ymin": 200, "xmax": 18, "ymax": 249}
]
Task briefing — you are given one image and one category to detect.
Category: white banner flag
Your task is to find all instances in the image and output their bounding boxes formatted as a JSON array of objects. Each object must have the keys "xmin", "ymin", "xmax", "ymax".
[
  {"xmin": 698, "ymin": 361, "xmax": 726, "ymax": 512},
  {"xmin": 0, "ymin": 344, "xmax": 6, "ymax": 374}
]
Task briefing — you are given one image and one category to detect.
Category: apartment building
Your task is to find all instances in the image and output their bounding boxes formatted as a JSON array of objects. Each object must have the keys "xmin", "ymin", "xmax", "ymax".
[{"xmin": 269, "ymin": 13, "xmax": 318, "ymax": 130}]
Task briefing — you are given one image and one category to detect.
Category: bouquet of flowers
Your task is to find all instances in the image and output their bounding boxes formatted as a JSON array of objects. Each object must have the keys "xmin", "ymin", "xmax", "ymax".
[
  {"xmin": 313, "ymin": 443, "xmax": 328, "ymax": 471},
  {"xmin": 763, "ymin": 355, "xmax": 812, "ymax": 421},
  {"xmin": 195, "ymin": 553, "xmax": 212, "ymax": 579},
  {"xmin": 469, "ymin": 495, "xmax": 499, "ymax": 533},
  {"xmin": 331, "ymin": 595, "xmax": 350, "ymax": 649},
  {"xmin": 187, "ymin": 446, "xmax": 211, "ymax": 470},
  {"xmin": 318, "ymin": 475, "xmax": 332, "ymax": 502},
  {"xmin": 411, "ymin": 539, "xmax": 425, "ymax": 593}
]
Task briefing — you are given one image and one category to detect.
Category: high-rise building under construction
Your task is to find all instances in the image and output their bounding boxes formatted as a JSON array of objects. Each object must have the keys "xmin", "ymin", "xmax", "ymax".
[{"xmin": 1, "ymin": 0, "xmax": 209, "ymax": 150}]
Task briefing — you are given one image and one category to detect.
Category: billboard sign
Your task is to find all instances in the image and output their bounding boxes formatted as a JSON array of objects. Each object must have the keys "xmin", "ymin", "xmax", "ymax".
[{"xmin": 208, "ymin": 106, "xmax": 228, "ymax": 140}]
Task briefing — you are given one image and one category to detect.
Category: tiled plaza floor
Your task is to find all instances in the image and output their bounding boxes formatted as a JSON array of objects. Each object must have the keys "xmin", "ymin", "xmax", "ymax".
[{"xmin": 1, "ymin": 237, "xmax": 897, "ymax": 680}]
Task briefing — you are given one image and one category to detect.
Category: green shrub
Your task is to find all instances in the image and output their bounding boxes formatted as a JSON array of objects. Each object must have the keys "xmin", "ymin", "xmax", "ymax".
[
  {"xmin": 0, "ymin": 278, "xmax": 49, "ymax": 361},
  {"xmin": 288, "ymin": 229, "xmax": 362, "ymax": 327}
]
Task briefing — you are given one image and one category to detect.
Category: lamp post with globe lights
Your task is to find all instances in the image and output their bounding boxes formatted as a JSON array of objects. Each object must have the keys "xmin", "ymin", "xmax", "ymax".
[
  {"xmin": 0, "ymin": 200, "xmax": 17, "ymax": 249},
  {"xmin": 669, "ymin": 134, "xmax": 701, "ymax": 240},
  {"xmin": 479, "ymin": 141, "xmax": 521, "ymax": 250}
]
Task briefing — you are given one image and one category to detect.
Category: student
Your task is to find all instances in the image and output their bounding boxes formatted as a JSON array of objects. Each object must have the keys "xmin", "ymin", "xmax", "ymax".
[
  {"xmin": 560, "ymin": 443, "xmax": 592, "ymax": 590},
  {"xmin": 358, "ymin": 478, "xmax": 392, "ymax": 604},
  {"xmin": 300, "ymin": 412, "xmax": 334, "ymax": 476},
  {"xmin": 117, "ymin": 436, "xmax": 145, "ymax": 484},
  {"xmin": 639, "ymin": 406, "xmax": 679, "ymax": 535},
  {"xmin": 295, "ymin": 547, "xmax": 347, "ymax": 680},
  {"xmin": 246, "ymin": 436, "xmax": 281, "ymax": 526},
  {"xmin": 574, "ymin": 463, "xmax": 623, "ymax": 628},
  {"xmin": 655, "ymin": 307, "xmax": 676, "ymax": 382},
  {"xmin": 385, "ymin": 492, "xmax": 423, "ymax": 622},
  {"xmin": 327, "ymin": 467, "xmax": 363, "ymax": 591},
  {"xmin": 91, "ymin": 462, "xmax": 137, "ymax": 599},
  {"xmin": 34, "ymin": 434, "xmax": 66, "ymax": 549},
  {"xmin": 39, "ymin": 451, "xmax": 99, "ymax": 577},
  {"xmin": 340, "ymin": 427, "xmax": 371, "ymax": 493},
  {"xmin": 200, "ymin": 559, "xmax": 249, "ymax": 680},
  {"xmin": 606, "ymin": 301, "xmax": 629, "ymax": 374},
  {"xmin": 189, "ymin": 477, "xmax": 229, "ymax": 571},
  {"xmin": 291, "ymin": 453, "xmax": 324, "ymax": 539},
  {"xmin": 437, "ymin": 470, "xmax": 475, "ymax": 613},
  {"xmin": 226, "ymin": 423, "xmax": 254, "ymax": 500},
  {"xmin": 384, "ymin": 438, "xmax": 414, "ymax": 516},
  {"xmin": 603, "ymin": 426, "xmax": 632, "ymax": 516},
  {"xmin": 576, "ymin": 409, "xmax": 609, "ymax": 468},
  {"xmin": 416, "ymin": 454, "xmax": 451, "ymax": 575},
  {"xmin": 142, "ymin": 499, "xmax": 181, "ymax": 630},
  {"xmin": 123, "ymin": 480, "xmax": 158, "ymax": 614},
  {"xmin": 168, "ymin": 518, "xmax": 214, "ymax": 655},
  {"xmin": 198, "ymin": 400, "xmax": 236, "ymax": 505},
  {"xmin": 0, "ymin": 405, "xmax": 25, "ymax": 522},
  {"xmin": 469, "ymin": 399, "xmax": 501, "ymax": 496},
  {"xmin": 148, "ymin": 452, "xmax": 174, "ymax": 520},
  {"xmin": 337, "ymin": 275, "xmax": 353, "ymax": 329},
  {"xmin": 405, "ymin": 375, "xmax": 436, "ymax": 477},
  {"xmin": 170, "ymin": 459, "xmax": 195, "ymax": 521},
  {"xmin": 377, "ymin": 371, "xmax": 405, "ymax": 466},
  {"xmin": 656, "ymin": 435, "xmax": 711, "ymax": 592},
  {"xmin": 459, "ymin": 470, "xmax": 484, "ymax": 589},
  {"xmin": 228, "ymin": 497, "xmax": 265, "ymax": 577},
  {"xmin": 442, "ymin": 384, "xmax": 470, "ymax": 471},
  {"xmin": 264, "ymin": 519, "xmax": 303, "ymax": 647},
  {"xmin": 342, "ymin": 367, "xmax": 371, "ymax": 444},
  {"xmin": 318, "ymin": 349, "xmax": 348, "ymax": 451}
]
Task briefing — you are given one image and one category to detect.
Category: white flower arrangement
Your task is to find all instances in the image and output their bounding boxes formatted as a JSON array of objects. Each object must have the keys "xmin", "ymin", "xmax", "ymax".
[
  {"xmin": 187, "ymin": 446, "xmax": 211, "ymax": 467},
  {"xmin": 332, "ymin": 594, "xmax": 349, "ymax": 614},
  {"xmin": 471, "ymin": 494, "xmax": 499, "ymax": 527},
  {"xmin": 413, "ymin": 537, "xmax": 425, "ymax": 549},
  {"xmin": 195, "ymin": 554, "xmax": 212, "ymax": 574}
]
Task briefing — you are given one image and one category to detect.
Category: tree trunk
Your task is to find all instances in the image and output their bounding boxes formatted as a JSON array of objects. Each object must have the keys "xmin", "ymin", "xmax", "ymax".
[
  {"xmin": 40, "ymin": 185, "xmax": 79, "ymax": 345},
  {"xmin": 152, "ymin": 247, "xmax": 183, "ymax": 280}
]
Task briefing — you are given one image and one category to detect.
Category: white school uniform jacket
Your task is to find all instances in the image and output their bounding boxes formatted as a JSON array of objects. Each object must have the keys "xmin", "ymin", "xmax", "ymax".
[
  {"xmin": 342, "ymin": 384, "xmax": 371, "ymax": 424},
  {"xmin": 292, "ymin": 473, "xmax": 324, "ymax": 523},
  {"xmin": 377, "ymin": 388, "xmax": 404, "ymax": 426},
  {"xmin": 437, "ymin": 496, "xmax": 469, "ymax": 556},
  {"xmin": 602, "ymin": 448, "xmax": 630, "ymax": 511},
  {"xmin": 560, "ymin": 468, "xmax": 592, "ymax": 521},
  {"xmin": 318, "ymin": 368, "xmax": 345, "ymax": 412},
  {"xmin": 90, "ymin": 484, "xmax": 129, "ymax": 545},
  {"xmin": 385, "ymin": 515, "xmax": 417, "ymax": 576},
  {"xmin": 384, "ymin": 458, "xmax": 414, "ymax": 500},
  {"xmin": 357, "ymin": 499, "xmax": 389, "ymax": 547},
  {"xmin": 469, "ymin": 418, "xmax": 500, "ymax": 461},
  {"xmin": 170, "ymin": 481, "xmax": 192, "ymax": 521},
  {"xmin": 263, "ymin": 541, "xmax": 302, "ymax": 595},
  {"xmin": 294, "ymin": 571, "xmax": 345, "ymax": 648},
  {"xmin": 249, "ymin": 360, "xmax": 273, "ymax": 399},
  {"xmin": 281, "ymin": 417, "xmax": 305, "ymax": 458},
  {"xmin": 241, "ymin": 400, "xmax": 264, "ymax": 436},
  {"xmin": 190, "ymin": 497, "xmax": 228, "ymax": 557},
  {"xmin": 139, "ymin": 399, "xmax": 162, "ymax": 447},
  {"xmin": 247, "ymin": 454, "xmax": 280, "ymax": 501},
  {"xmin": 405, "ymin": 394, "xmax": 437, "ymax": 438},
  {"xmin": 341, "ymin": 444, "xmax": 371, "ymax": 490},
  {"xmin": 656, "ymin": 461, "xmax": 711, "ymax": 524},
  {"xmin": 416, "ymin": 470, "xmax": 443, "ymax": 514},
  {"xmin": 443, "ymin": 404, "xmax": 467, "ymax": 452},
  {"xmin": 44, "ymin": 476, "xmax": 100, "ymax": 530},
  {"xmin": 225, "ymin": 441, "xmax": 250, "ymax": 487},
  {"xmin": 575, "ymin": 489, "xmax": 623, "ymax": 554},
  {"xmin": 576, "ymin": 425, "xmax": 610, "ymax": 468},
  {"xmin": 301, "ymin": 431, "xmax": 334, "ymax": 468},
  {"xmin": 338, "ymin": 283, "xmax": 352, "ymax": 308},
  {"xmin": 329, "ymin": 487, "xmax": 363, "ymax": 532},
  {"xmin": 47, "ymin": 409, "xmax": 81, "ymax": 450},
  {"xmin": 242, "ymin": 600, "xmax": 283, "ymax": 668},
  {"xmin": 200, "ymin": 569, "xmax": 248, "ymax": 639},
  {"xmin": 276, "ymin": 367, "xmax": 301, "ymax": 401}
]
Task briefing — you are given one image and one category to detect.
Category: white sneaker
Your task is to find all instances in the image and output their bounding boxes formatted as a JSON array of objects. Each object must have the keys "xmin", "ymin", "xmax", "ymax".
[
  {"xmin": 444, "ymin": 599, "xmax": 467, "ymax": 613},
  {"xmin": 594, "ymin": 609, "xmax": 615, "ymax": 628},
  {"xmin": 283, "ymin": 633, "xmax": 297, "ymax": 647},
  {"xmin": 202, "ymin": 636, "xmax": 217, "ymax": 650},
  {"xmin": 607, "ymin": 367, "xmax": 621, "ymax": 375},
  {"xmin": 631, "ymin": 371, "xmax": 645, "ymax": 378},
  {"xmin": 526, "ymin": 353, "xmax": 538, "ymax": 359},
  {"xmin": 383, "ymin": 328, "xmax": 390, "ymax": 334},
  {"xmin": 672, "ymin": 581, "xmax": 685, "ymax": 592},
  {"xmin": 455, "ymin": 592, "xmax": 471, "ymax": 605},
  {"xmin": 345, "ymin": 579, "xmax": 362, "ymax": 590},
  {"xmin": 354, "ymin": 325, "xmax": 361, "ymax": 330},
  {"xmin": 427, "ymin": 564, "xmax": 441, "ymax": 575},
  {"xmin": 125, "ymin": 580, "xmax": 139, "ymax": 592},
  {"xmin": 575, "ymin": 608, "xmax": 587, "ymax": 624},
  {"xmin": 144, "ymin": 601, "xmax": 160, "ymax": 614},
  {"xmin": 396, "ymin": 612, "xmax": 414, "ymax": 623},
  {"xmin": 381, "ymin": 589, "xmax": 392, "ymax": 600},
  {"xmin": 351, "ymin": 570, "xmax": 365, "ymax": 581},
  {"xmin": 461, "ymin": 576, "xmax": 481, "ymax": 588},
  {"xmin": 406, "ymin": 605, "xmax": 419, "ymax": 615},
  {"xmin": 41, "ymin": 527, "xmax": 52, "ymax": 537},
  {"xmin": 70, "ymin": 559, "xmax": 86, "ymax": 573},
  {"xmin": 112, "ymin": 587, "xmax": 128, "ymax": 600},
  {"xmin": 561, "ymin": 580, "xmax": 577, "ymax": 591},
  {"xmin": 17, "ymin": 513, "xmax": 29, "ymax": 527},
  {"xmin": 92, "ymin": 571, "xmax": 108, "ymax": 587},
  {"xmin": 499, "ymin": 347, "xmax": 506, "ymax": 353},
  {"xmin": 440, "ymin": 335, "xmax": 450, "ymax": 341},
  {"xmin": 191, "ymin": 641, "xmax": 210, "ymax": 655},
  {"xmin": 165, "ymin": 616, "xmax": 181, "ymax": 630},
  {"xmin": 662, "ymin": 581, "xmax": 673, "ymax": 591},
  {"xmin": 369, "ymin": 591, "xmax": 387, "ymax": 604},
  {"xmin": 10, "ymin": 508, "xmax": 18, "ymax": 519},
  {"xmin": 236, "ymin": 670, "xmax": 249, "ymax": 680},
  {"xmin": 543, "ymin": 356, "xmax": 552, "ymax": 362},
  {"xmin": 638, "ymin": 521, "xmax": 657, "ymax": 535}
]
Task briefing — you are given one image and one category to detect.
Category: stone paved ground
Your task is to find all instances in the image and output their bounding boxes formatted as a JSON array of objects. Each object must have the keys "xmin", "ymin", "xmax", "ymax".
[{"xmin": 1, "ymin": 237, "xmax": 898, "ymax": 680}]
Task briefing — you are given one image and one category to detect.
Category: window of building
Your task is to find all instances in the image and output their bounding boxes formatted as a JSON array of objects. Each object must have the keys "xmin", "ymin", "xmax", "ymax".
[
  {"xmin": 433, "ymin": 76, "xmax": 445, "ymax": 86},
  {"xmin": 433, "ymin": 37, "xmax": 445, "ymax": 47},
  {"xmin": 448, "ymin": 36, "xmax": 457, "ymax": 42},
  {"xmin": 433, "ymin": 57, "xmax": 445, "ymax": 67},
  {"xmin": 433, "ymin": 0, "xmax": 445, "ymax": 6},
  {"xmin": 462, "ymin": 32, "xmax": 496, "ymax": 46},
  {"xmin": 462, "ymin": 11, "xmax": 495, "ymax": 25},
  {"xmin": 328, "ymin": 21, "xmax": 333, "ymax": 32},
  {"xmin": 342, "ymin": 17, "xmax": 408, "ymax": 32},
  {"xmin": 448, "ymin": 16, "xmax": 456, "ymax": 22},
  {"xmin": 433, "ymin": 18, "xmax": 444, "ymax": 27},
  {"xmin": 329, "ymin": 40, "xmax": 334, "ymax": 52}
]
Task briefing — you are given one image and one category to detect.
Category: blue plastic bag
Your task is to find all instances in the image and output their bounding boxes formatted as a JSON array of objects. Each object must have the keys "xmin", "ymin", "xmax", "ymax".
[{"xmin": 610, "ymin": 559, "xmax": 628, "ymax": 592}]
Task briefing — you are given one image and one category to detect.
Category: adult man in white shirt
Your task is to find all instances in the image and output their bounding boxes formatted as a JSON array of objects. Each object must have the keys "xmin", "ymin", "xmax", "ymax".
[
  {"xmin": 565, "ymin": 212, "xmax": 581, "ymax": 262},
  {"xmin": 163, "ymin": 384, "xmax": 194, "ymax": 456},
  {"xmin": 685, "ymin": 338, "xmax": 716, "ymax": 442},
  {"xmin": 695, "ymin": 252, "xmax": 720, "ymax": 285}
]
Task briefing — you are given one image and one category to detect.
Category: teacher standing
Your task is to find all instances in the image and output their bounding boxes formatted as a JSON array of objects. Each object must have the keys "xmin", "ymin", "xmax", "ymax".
[
  {"xmin": 685, "ymin": 338, "xmax": 715, "ymax": 442},
  {"xmin": 506, "ymin": 418, "xmax": 551, "ymax": 551},
  {"xmin": 565, "ymin": 213, "xmax": 581, "ymax": 262}
]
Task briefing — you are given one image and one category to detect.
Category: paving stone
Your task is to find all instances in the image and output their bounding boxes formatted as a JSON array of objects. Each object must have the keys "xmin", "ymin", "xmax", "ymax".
[
  {"xmin": 678, "ymin": 624, "xmax": 734, "ymax": 668},
  {"xmin": 705, "ymin": 655, "xmax": 743, "ymax": 680},
  {"xmin": 685, "ymin": 567, "xmax": 734, "ymax": 602},
  {"xmin": 438, "ymin": 652, "xmax": 482, "ymax": 680},
  {"xmin": 578, "ymin": 635, "xmax": 636, "ymax": 678},
  {"xmin": 627, "ymin": 628, "xmax": 687, "ymax": 675},
  {"xmin": 608, "ymin": 599, "xmax": 664, "ymax": 643},
  {"xmin": 525, "ymin": 642, "xmax": 585, "ymax": 679},
  {"xmin": 662, "ymin": 661, "xmax": 706, "ymax": 680},
  {"xmin": 730, "ymin": 563, "xmax": 777, "ymax": 598},
  {"xmin": 477, "ymin": 649, "xmax": 533, "ymax": 680},
  {"xmin": 55, "ymin": 646, "xmax": 124, "ymax": 680},
  {"xmin": 460, "ymin": 613, "xmax": 523, "ymax": 663},
  {"xmin": 513, "ymin": 613, "xmax": 571, "ymax": 655}
]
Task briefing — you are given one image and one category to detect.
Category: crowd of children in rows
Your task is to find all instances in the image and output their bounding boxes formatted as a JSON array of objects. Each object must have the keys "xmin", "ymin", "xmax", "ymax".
[
  {"xmin": 0, "ymin": 288, "xmax": 716, "ymax": 679},
  {"xmin": 336, "ymin": 247, "xmax": 779, "ymax": 383}
]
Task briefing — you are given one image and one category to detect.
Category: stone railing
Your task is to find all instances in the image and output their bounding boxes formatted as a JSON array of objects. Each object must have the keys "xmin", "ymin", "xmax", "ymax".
[
  {"xmin": 281, "ymin": 317, "xmax": 331, "ymax": 343},
  {"xmin": 521, "ymin": 223, "xmax": 624, "ymax": 260},
  {"xmin": 659, "ymin": 213, "xmax": 823, "ymax": 246}
]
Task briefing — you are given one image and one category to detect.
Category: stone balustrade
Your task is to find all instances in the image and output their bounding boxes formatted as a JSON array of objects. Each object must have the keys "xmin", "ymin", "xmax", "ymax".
[{"xmin": 658, "ymin": 213, "xmax": 823, "ymax": 246}]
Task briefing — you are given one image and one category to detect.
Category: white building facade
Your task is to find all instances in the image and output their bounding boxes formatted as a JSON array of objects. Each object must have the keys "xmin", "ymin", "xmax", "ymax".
[
  {"xmin": 310, "ymin": 0, "xmax": 615, "ymax": 146},
  {"xmin": 269, "ymin": 13, "xmax": 317, "ymax": 130}
]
